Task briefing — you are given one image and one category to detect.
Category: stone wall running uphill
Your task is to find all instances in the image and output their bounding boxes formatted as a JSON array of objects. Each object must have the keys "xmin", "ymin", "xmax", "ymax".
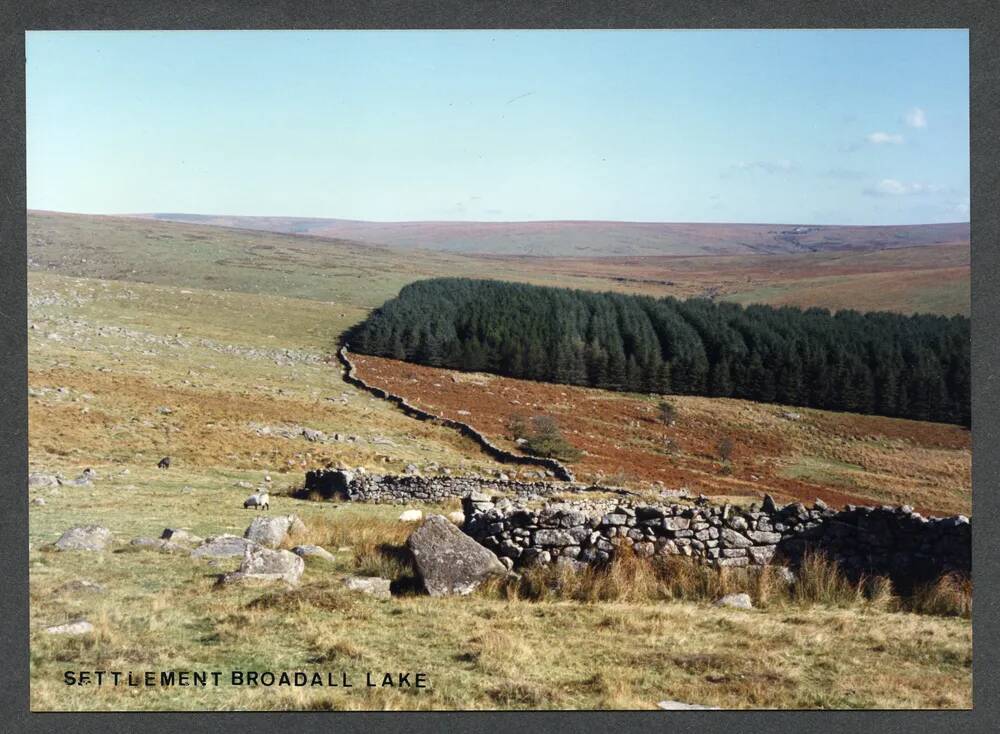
[{"xmin": 336, "ymin": 347, "xmax": 574, "ymax": 481}]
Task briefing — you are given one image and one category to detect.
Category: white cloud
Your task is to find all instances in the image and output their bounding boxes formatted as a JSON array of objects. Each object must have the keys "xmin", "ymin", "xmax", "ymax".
[
  {"xmin": 866, "ymin": 132, "xmax": 905, "ymax": 145},
  {"xmin": 864, "ymin": 178, "xmax": 938, "ymax": 197},
  {"xmin": 904, "ymin": 107, "xmax": 927, "ymax": 129}
]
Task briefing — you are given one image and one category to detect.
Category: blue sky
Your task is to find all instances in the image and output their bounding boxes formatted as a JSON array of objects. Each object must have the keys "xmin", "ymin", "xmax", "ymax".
[{"xmin": 26, "ymin": 30, "xmax": 969, "ymax": 225}]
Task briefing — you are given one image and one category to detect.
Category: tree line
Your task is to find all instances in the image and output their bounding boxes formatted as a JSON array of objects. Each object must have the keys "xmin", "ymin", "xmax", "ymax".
[{"xmin": 345, "ymin": 278, "xmax": 970, "ymax": 426}]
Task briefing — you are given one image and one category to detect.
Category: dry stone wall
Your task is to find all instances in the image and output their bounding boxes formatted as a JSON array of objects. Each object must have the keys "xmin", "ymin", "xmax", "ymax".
[
  {"xmin": 461, "ymin": 492, "xmax": 970, "ymax": 587},
  {"xmin": 302, "ymin": 470, "xmax": 969, "ymax": 586},
  {"xmin": 336, "ymin": 347, "xmax": 574, "ymax": 481},
  {"xmin": 302, "ymin": 468, "xmax": 632, "ymax": 504}
]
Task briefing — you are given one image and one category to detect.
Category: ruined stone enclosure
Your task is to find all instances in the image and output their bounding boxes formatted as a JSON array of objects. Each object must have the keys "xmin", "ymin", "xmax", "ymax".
[{"xmin": 301, "ymin": 469, "xmax": 971, "ymax": 589}]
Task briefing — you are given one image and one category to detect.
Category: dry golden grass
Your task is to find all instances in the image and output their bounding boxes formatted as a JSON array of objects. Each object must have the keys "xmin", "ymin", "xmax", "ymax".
[
  {"xmin": 906, "ymin": 574, "xmax": 973, "ymax": 618},
  {"xmin": 484, "ymin": 546, "xmax": 968, "ymax": 620}
]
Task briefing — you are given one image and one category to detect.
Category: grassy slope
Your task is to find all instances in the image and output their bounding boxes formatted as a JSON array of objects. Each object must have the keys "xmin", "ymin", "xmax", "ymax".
[
  {"xmin": 27, "ymin": 214, "xmax": 972, "ymax": 710},
  {"xmin": 351, "ymin": 355, "xmax": 971, "ymax": 516},
  {"xmin": 140, "ymin": 212, "xmax": 970, "ymax": 258},
  {"xmin": 32, "ymin": 211, "xmax": 970, "ymax": 316}
]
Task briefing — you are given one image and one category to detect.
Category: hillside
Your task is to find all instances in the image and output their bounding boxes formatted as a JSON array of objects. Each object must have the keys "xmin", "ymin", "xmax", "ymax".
[
  {"xmin": 31, "ymin": 211, "xmax": 969, "ymax": 317},
  {"xmin": 139, "ymin": 212, "xmax": 970, "ymax": 258},
  {"xmin": 348, "ymin": 354, "xmax": 970, "ymax": 517}
]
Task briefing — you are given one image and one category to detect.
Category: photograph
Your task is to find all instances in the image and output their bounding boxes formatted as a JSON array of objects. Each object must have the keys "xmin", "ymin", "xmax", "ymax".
[{"xmin": 24, "ymin": 28, "xmax": 972, "ymax": 711}]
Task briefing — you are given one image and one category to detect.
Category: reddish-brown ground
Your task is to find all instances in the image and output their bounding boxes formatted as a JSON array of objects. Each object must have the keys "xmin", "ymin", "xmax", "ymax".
[{"xmin": 352, "ymin": 354, "xmax": 971, "ymax": 517}]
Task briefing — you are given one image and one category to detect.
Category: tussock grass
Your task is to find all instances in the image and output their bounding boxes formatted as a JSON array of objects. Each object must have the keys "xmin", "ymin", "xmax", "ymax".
[
  {"xmin": 294, "ymin": 512, "xmax": 418, "ymax": 584},
  {"xmin": 905, "ymin": 573, "xmax": 972, "ymax": 618},
  {"xmin": 489, "ymin": 547, "xmax": 956, "ymax": 616}
]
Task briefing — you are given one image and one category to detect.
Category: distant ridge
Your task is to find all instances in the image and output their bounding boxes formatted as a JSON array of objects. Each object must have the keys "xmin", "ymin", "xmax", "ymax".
[{"xmin": 134, "ymin": 213, "xmax": 970, "ymax": 258}]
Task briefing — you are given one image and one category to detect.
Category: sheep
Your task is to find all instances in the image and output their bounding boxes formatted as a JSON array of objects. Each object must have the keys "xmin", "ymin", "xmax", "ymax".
[
  {"xmin": 157, "ymin": 456, "xmax": 171, "ymax": 470},
  {"xmin": 243, "ymin": 491, "xmax": 270, "ymax": 511}
]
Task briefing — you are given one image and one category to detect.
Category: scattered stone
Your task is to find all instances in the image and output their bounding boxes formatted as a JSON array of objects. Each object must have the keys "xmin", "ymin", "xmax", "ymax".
[
  {"xmin": 342, "ymin": 575, "xmax": 392, "ymax": 599},
  {"xmin": 43, "ymin": 620, "xmax": 94, "ymax": 636},
  {"xmin": 714, "ymin": 593, "xmax": 754, "ymax": 610},
  {"xmin": 404, "ymin": 463, "xmax": 419, "ymax": 475},
  {"xmin": 291, "ymin": 544, "xmax": 336, "ymax": 563},
  {"xmin": 244, "ymin": 515, "xmax": 305, "ymax": 548},
  {"xmin": 221, "ymin": 546, "xmax": 304, "ymax": 586},
  {"xmin": 157, "ymin": 456, "xmax": 171, "ymax": 470},
  {"xmin": 28, "ymin": 473, "xmax": 60, "ymax": 488},
  {"xmin": 302, "ymin": 427, "xmax": 325, "ymax": 442},
  {"xmin": 128, "ymin": 537, "xmax": 189, "ymax": 554},
  {"xmin": 235, "ymin": 480, "xmax": 254, "ymax": 489},
  {"xmin": 160, "ymin": 528, "xmax": 203, "ymax": 546},
  {"xmin": 399, "ymin": 509, "xmax": 423, "ymax": 522},
  {"xmin": 54, "ymin": 525, "xmax": 113, "ymax": 552},
  {"xmin": 191, "ymin": 535, "xmax": 258, "ymax": 558},
  {"xmin": 68, "ymin": 469, "xmax": 96, "ymax": 486},
  {"xmin": 31, "ymin": 497, "xmax": 46, "ymax": 506},
  {"xmin": 407, "ymin": 515, "xmax": 507, "ymax": 596},
  {"xmin": 157, "ymin": 406, "xmax": 173, "ymax": 415}
]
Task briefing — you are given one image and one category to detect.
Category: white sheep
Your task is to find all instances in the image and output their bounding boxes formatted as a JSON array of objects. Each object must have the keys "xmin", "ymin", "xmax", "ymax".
[{"xmin": 243, "ymin": 491, "xmax": 270, "ymax": 511}]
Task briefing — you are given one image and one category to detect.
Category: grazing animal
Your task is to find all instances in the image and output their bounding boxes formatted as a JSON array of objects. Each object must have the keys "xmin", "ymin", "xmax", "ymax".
[
  {"xmin": 157, "ymin": 457, "xmax": 171, "ymax": 470},
  {"xmin": 243, "ymin": 491, "xmax": 270, "ymax": 511}
]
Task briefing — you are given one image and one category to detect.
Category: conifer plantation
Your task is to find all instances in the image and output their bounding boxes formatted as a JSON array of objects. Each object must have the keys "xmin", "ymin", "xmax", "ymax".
[{"xmin": 347, "ymin": 278, "xmax": 970, "ymax": 426}]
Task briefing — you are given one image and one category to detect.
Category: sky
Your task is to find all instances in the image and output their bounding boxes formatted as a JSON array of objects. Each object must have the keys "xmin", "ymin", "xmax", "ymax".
[{"xmin": 26, "ymin": 30, "xmax": 969, "ymax": 225}]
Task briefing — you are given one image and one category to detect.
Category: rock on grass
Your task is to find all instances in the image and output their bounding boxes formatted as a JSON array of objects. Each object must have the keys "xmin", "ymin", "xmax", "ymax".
[
  {"xmin": 54, "ymin": 525, "xmax": 112, "ymax": 552},
  {"xmin": 714, "ymin": 593, "xmax": 753, "ymax": 610},
  {"xmin": 191, "ymin": 535, "xmax": 258, "ymax": 558},
  {"xmin": 342, "ymin": 575, "xmax": 392, "ymax": 599},
  {"xmin": 244, "ymin": 515, "xmax": 306, "ymax": 548},
  {"xmin": 407, "ymin": 515, "xmax": 506, "ymax": 596},
  {"xmin": 291, "ymin": 545, "xmax": 336, "ymax": 563},
  {"xmin": 44, "ymin": 620, "xmax": 94, "ymax": 636},
  {"xmin": 220, "ymin": 546, "xmax": 304, "ymax": 586}
]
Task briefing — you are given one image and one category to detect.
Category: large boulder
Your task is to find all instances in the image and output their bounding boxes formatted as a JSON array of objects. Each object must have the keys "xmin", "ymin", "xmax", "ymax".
[
  {"xmin": 244, "ymin": 515, "xmax": 306, "ymax": 548},
  {"xmin": 407, "ymin": 515, "xmax": 507, "ymax": 596},
  {"xmin": 191, "ymin": 534, "xmax": 258, "ymax": 558},
  {"xmin": 221, "ymin": 545, "xmax": 304, "ymax": 586},
  {"xmin": 54, "ymin": 525, "xmax": 113, "ymax": 552}
]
